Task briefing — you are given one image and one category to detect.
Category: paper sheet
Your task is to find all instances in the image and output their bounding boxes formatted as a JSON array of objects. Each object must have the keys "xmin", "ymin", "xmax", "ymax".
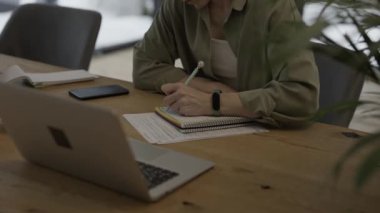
[
  {"xmin": 0, "ymin": 65, "xmax": 98, "ymax": 87},
  {"xmin": 0, "ymin": 65, "xmax": 26, "ymax": 83},
  {"xmin": 123, "ymin": 113, "xmax": 268, "ymax": 144},
  {"xmin": 27, "ymin": 70, "xmax": 98, "ymax": 87}
]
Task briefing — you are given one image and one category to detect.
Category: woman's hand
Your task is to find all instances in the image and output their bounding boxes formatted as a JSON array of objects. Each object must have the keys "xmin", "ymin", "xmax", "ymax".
[
  {"xmin": 161, "ymin": 83, "xmax": 212, "ymax": 116},
  {"xmin": 161, "ymin": 81, "xmax": 257, "ymax": 118}
]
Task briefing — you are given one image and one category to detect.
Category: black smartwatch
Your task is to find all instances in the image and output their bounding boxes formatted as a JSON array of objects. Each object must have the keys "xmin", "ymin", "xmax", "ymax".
[{"xmin": 211, "ymin": 89, "xmax": 222, "ymax": 116}]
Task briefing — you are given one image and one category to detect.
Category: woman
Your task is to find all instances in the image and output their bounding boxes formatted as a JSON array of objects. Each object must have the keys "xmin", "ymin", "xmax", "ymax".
[{"xmin": 133, "ymin": 0, "xmax": 319, "ymax": 127}]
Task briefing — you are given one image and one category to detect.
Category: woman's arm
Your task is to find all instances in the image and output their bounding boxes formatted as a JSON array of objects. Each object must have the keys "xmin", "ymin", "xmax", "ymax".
[
  {"xmin": 180, "ymin": 76, "xmax": 236, "ymax": 93},
  {"xmin": 161, "ymin": 82, "xmax": 255, "ymax": 118},
  {"xmin": 234, "ymin": 0, "xmax": 319, "ymax": 127},
  {"xmin": 133, "ymin": 1, "xmax": 187, "ymax": 91}
]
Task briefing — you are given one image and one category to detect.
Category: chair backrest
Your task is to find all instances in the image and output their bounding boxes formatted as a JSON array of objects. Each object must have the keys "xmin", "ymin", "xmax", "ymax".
[
  {"xmin": 0, "ymin": 4, "xmax": 101, "ymax": 70},
  {"xmin": 314, "ymin": 52, "xmax": 365, "ymax": 127}
]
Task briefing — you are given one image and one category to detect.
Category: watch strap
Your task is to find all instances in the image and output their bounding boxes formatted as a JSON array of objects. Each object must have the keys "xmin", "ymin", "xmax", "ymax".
[{"xmin": 212, "ymin": 90, "xmax": 222, "ymax": 116}]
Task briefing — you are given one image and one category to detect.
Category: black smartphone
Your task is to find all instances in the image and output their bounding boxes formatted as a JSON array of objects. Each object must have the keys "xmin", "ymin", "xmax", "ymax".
[{"xmin": 68, "ymin": 84, "xmax": 129, "ymax": 100}]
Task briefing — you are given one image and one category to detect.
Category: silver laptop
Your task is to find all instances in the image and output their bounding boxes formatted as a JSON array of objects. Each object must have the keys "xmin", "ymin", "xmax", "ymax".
[{"xmin": 0, "ymin": 83, "xmax": 214, "ymax": 201}]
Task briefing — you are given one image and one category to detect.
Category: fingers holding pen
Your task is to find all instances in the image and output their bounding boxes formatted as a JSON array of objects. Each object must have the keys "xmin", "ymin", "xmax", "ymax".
[
  {"xmin": 161, "ymin": 83, "xmax": 187, "ymax": 107},
  {"xmin": 161, "ymin": 83, "xmax": 180, "ymax": 95},
  {"xmin": 168, "ymin": 97, "xmax": 186, "ymax": 113},
  {"xmin": 161, "ymin": 82, "xmax": 212, "ymax": 116},
  {"xmin": 163, "ymin": 91, "xmax": 182, "ymax": 108}
]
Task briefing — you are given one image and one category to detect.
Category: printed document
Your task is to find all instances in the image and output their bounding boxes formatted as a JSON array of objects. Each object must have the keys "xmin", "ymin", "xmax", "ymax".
[{"xmin": 123, "ymin": 113, "xmax": 268, "ymax": 144}]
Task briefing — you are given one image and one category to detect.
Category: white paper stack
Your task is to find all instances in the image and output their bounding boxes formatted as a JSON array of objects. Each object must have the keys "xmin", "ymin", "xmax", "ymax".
[{"xmin": 0, "ymin": 65, "xmax": 98, "ymax": 87}]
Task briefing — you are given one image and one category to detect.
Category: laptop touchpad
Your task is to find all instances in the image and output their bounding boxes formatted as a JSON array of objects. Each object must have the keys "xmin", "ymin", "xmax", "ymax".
[{"xmin": 128, "ymin": 137, "xmax": 168, "ymax": 161}]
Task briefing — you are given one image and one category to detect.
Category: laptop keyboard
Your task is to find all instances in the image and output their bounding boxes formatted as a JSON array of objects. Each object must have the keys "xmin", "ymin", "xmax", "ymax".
[{"xmin": 137, "ymin": 161, "xmax": 178, "ymax": 189}]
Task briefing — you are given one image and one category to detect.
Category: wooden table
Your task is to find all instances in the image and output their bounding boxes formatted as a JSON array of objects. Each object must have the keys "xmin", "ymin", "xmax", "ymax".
[{"xmin": 0, "ymin": 54, "xmax": 379, "ymax": 213}]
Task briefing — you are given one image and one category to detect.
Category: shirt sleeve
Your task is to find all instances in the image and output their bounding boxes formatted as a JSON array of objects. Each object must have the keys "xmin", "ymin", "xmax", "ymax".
[
  {"xmin": 238, "ymin": 0, "xmax": 320, "ymax": 127},
  {"xmin": 133, "ymin": 0, "xmax": 187, "ymax": 92}
]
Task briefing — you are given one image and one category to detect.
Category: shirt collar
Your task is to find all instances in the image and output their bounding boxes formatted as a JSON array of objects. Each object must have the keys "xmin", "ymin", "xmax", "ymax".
[{"xmin": 199, "ymin": 0, "xmax": 247, "ymax": 27}]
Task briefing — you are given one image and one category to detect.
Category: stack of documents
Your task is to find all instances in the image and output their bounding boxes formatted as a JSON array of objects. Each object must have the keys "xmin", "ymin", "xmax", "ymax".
[
  {"xmin": 0, "ymin": 65, "xmax": 98, "ymax": 87},
  {"xmin": 124, "ymin": 113, "xmax": 268, "ymax": 144},
  {"xmin": 155, "ymin": 107, "xmax": 256, "ymax": 133}
]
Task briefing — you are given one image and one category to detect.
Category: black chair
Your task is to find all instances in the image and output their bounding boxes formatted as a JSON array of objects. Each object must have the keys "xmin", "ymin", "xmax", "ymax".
[
  {"xmin": 291, "ymin": 1, "xmax": 362, "ymax": 127},
  {"xmin": 0, "ymin": 4, "xmax": 101, "ymax": 70},
  {"xmin": 314, "ymin": 51, "xmax": 365, "ymax": 127}
]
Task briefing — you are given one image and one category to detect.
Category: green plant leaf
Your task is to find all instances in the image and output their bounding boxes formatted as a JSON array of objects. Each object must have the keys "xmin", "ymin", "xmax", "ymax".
[
  {"xmin": 334, "ymin": 132, "xmax": 380, "ymax": 182},
  {"xmin": 312, "ymin": 42, "xmax": 378, "ymax": 81},
  {"xmin": 315, "ymin": 0, "xmax": 336, "ymax": 21},
  {"xmin": 312, "ymin": 1, "xmax": 380, "ymax": 82},
  {"xmin": 361, "ymin": 14, "xmax": 380, "ymax": 29},
  {"xmin": 311, "ymin": 100, "xmax": 363, "ymax": 121},
  {"xmin": 348, "ymin": 12, "xmax": 380, "ymax": 65},
  {"xmin": 356, "ymin": 147, "xmax": 380, "ymax": 188},
  {"xmin": 301, "ymin": 0, "xmax": 380, "ymax": 189}
]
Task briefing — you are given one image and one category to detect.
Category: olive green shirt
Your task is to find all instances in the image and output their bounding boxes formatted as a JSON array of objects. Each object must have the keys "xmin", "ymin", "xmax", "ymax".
[{"xmin": 133, "ymin": 0, "xmax": 319, "ymax": 127}]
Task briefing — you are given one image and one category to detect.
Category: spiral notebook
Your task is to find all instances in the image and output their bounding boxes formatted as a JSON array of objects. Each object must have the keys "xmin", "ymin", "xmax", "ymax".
[{"xmin": 155, "ymin": 107, "xmax": 255, "ymax": 133}]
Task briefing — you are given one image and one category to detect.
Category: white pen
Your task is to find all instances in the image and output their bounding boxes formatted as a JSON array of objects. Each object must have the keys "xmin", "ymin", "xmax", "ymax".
[{"xmin": 184, "ymin": 61, "xmax": 204, "ymax": 85}]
